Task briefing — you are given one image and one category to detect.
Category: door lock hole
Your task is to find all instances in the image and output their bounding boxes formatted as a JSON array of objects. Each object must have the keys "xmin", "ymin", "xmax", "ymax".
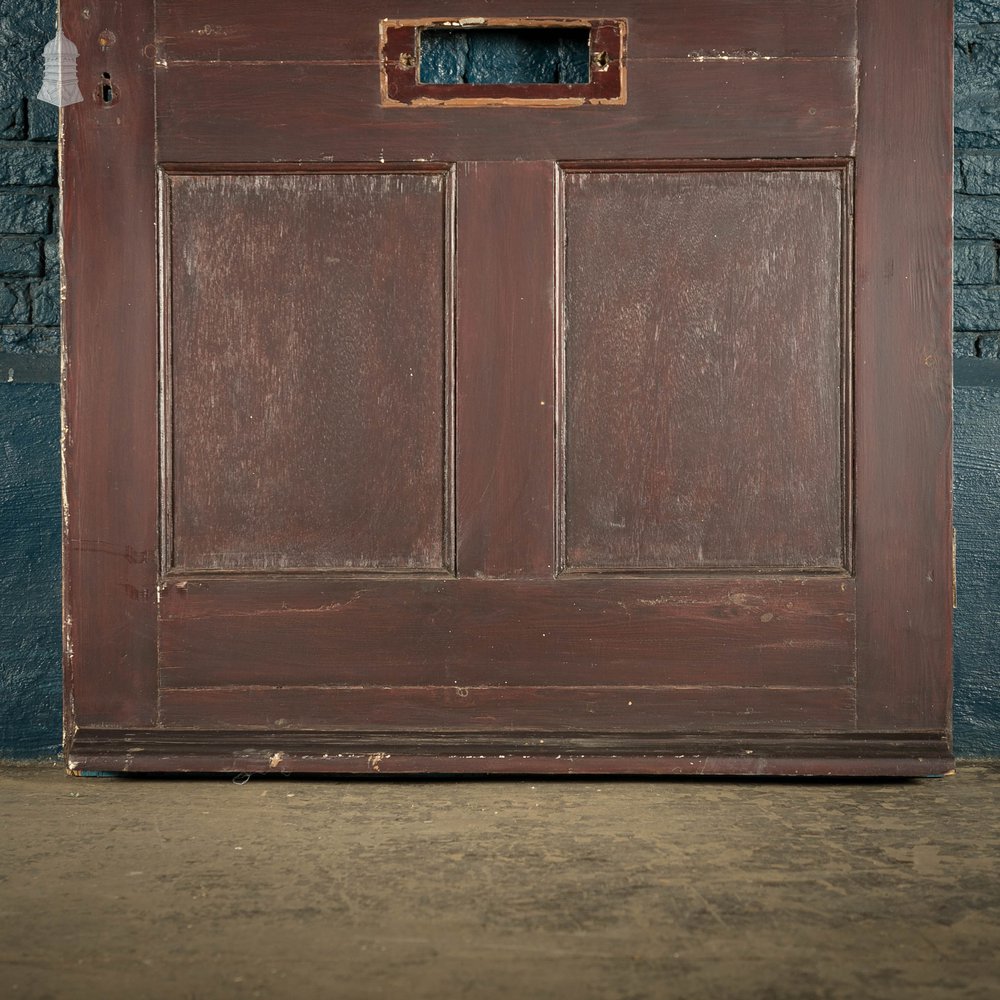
[{"xmin": 98, "ymin": 71, "xmax": 118, "ymax": 106}]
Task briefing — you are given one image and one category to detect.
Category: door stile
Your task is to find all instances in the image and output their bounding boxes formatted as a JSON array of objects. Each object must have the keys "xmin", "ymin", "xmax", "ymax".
[
  {"xmin": 62, "ymin": 1, "xmax": 160, "ymax": 731},
  {"xmin": 854, "ymin": 1, "xmax": 953, "ymax": 731}
]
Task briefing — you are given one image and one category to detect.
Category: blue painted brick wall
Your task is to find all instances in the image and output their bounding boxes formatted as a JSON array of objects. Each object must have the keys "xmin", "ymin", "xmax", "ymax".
[
  {"xmin": 953, "ymin": 0, "xmax": 1000, "ymax": 755},
  {"xmin": 0, "ymin": 384, "xmax": 61, "ymax": 757},
  {"xmin": 2, "ymin": 3, "xmax": 1000, "ymax": 757},
  {"xmin": 955, "ymin": 1, "xmax": 1000, "ymax": 360},
  {"xmin": 0, "ymin": 0, "xmax": 58, "ymax": 356},
  {"xmin": 1, "ymin": 0, "xmax": 61, "ymax": 758}
]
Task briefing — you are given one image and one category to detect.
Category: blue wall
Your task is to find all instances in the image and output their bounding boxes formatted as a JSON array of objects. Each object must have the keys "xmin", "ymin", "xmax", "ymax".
[
  {"xmin": 1, "ymin": 0, "xmax": 61, "ymax": 758},
  {"xmin": 953, "ymin": 1, "xmax": 1000, "ymax": 755},
  {"xmin": 954, "ymin": 362, "xmax": 1000, "ymax": 755},
  {"xmin": 2, "ymin": 4, "xmax": 1000, "ymax": 757},
  {"xmin": 0, "ymin": 382, "xmax": 60, "ymax": 756}
]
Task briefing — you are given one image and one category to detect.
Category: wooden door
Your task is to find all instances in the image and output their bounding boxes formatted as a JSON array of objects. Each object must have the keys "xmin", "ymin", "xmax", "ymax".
[{"xmin": 63, "ymin": 1, "xmax": 954, "ymax": 776}]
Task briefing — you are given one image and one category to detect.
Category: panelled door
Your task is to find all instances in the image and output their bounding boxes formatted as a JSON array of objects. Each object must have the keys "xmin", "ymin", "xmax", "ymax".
[{"xmin": 63, "ymin": 1, "xmax": 954, "ymax": 775}]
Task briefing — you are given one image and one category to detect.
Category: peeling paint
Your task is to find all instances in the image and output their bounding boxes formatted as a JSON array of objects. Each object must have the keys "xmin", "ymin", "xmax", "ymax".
[{"xmin": 686, "ymin": 49, "xmax": 773, "ymax": 62}]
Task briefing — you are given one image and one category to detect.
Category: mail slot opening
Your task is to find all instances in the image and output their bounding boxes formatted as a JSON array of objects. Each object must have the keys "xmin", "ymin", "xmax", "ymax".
[
  {"xmin": 380, "ymin": 18, "xmax": 627, "ymax": 107},
  {"xmin": 418, "ymin": 27, "xmax": 592, "ymax": 85}
]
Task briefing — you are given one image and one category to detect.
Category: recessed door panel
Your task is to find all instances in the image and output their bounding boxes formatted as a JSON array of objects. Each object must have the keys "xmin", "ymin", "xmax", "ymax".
[
  {"xmin": 561, "ymin": 166, "xmax": 849, "ymax": 573},
  {"xmin": 164, "ymin": 169, "xmax": 453, "ymax": 574}
]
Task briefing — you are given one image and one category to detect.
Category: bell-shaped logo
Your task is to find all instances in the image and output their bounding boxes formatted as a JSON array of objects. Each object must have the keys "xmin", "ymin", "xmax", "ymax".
[{"xmin": 37, "ymin": 31, "xmax": 84, "ymax": 108}]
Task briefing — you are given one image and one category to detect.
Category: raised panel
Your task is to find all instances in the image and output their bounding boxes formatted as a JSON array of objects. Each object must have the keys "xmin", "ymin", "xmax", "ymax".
[
  {"xmin": 163, "ymin": 167, "xmax": 453, "ymax": 573},
  {"xmin": 561, "ymin": 164, "xmax": 849, "ymax": 573}
]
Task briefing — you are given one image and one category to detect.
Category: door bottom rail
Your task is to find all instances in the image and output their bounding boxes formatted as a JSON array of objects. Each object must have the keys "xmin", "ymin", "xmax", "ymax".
[{"xmin": 66, "ymin": 729, "xmax": 955, "ymax": 778}]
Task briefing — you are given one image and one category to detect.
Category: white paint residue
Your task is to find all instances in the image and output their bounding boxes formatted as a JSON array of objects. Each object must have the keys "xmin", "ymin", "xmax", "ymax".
[{"xmin": 687, "ymin": 50, "xmax": 777, "ymax": 62}]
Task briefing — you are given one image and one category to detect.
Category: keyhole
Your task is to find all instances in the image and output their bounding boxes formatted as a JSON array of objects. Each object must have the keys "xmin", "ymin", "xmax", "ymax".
[{"xmin": 101, "ymin": 72, "xmax": 114, "ymax": 104}]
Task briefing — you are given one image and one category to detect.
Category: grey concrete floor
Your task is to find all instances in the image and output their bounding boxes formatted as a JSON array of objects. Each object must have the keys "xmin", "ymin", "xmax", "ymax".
[{"xmin": 1, "ymin": 763, "xmax": 999, "ymax": 1000}]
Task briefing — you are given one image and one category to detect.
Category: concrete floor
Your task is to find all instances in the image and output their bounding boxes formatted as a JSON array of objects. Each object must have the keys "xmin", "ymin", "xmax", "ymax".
[{"xmin": 1, "ymin": 763, "xmax": 999, "ymax": 1000}]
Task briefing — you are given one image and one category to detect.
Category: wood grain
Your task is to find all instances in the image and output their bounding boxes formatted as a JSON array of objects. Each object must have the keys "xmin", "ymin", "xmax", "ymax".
[
  {"xmin": 62, "ymin": 0, "xmax": 159, "ymax": 727},
  {"xmin": 64, "ymin": 0, "xmax": 953, "ymax": 774},
  {"xmin": 156, "ymin": 0, "xmax": 856, "ymax": 63},
  {"xmin": 159, "ymin": 684, "xmax": 855, "ymax": 733},
  {"xmin": 66, "ymin": 728, "xmax": 954, "ymax": 777},
  {"xmin": 67, "ymin": 751, "xmax": 953, "ymax": 778},
  {"xmin": 158, "ymin": 576, "xmax": 855, "ymax": 689},
  {"xmin": 164, "ymin": 168, "xmax": 453, "ymax": 573},
  {"xmin": 456, "ymin": 162, "xmax": 556, "ymax": 578},
  {"xmin": 561, "ymin": 165, "xmax": 848, "ymax": 572},
  {"xmin": 854, "ymin": 1, "xmax": 953, "ymax": 731},
  {"xmin": 155, "ymin": 58, "xmax": 857, "ymax": 164}
]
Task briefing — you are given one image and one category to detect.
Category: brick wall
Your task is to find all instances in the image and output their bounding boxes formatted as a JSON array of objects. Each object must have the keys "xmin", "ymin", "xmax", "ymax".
[
  {"xmin": 0, "ymin": 0, "xmax": 58, "ymax": 357},
  {"xmin": 954, "ymin": 0, "xmax": 1000, "ymax": 756},
  {"xmin": 0, "ymin": 0, "xmax": 61, "ymax": 759},
  {"xmin": 956, "ymin": 1, "xmax": 1000, "ymax": 358}
]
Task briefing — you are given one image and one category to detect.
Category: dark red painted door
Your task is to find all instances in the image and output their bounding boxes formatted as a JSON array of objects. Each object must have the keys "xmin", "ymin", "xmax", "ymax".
[{"xmin": 63, "ymin": 1, "xmax": 954, "ymax": 775}]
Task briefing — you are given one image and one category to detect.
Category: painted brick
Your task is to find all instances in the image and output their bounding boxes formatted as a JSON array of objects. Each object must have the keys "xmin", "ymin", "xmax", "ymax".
[
  {"xmin": 955, "ymin": 194, "xmax": 1000, "ymax": 238},
  {"xmin": 26, "ymin": 100, "xmax": 57, "ymax": 142},
  {"xmin": 0, "ymin": 101, "xmax": 25, "ymax": 139},
  {"xmin": 0, "ymin": 0, "xmax": 54, "ymax": 108},
  {"xmin": 0, "ymin": 281, "xmax": 30, "ymax": 323},
  {"xmin": 955, "ymin": 286, "xmax": 1000, "ymax": 330},
  {"xmin": 974, "ymin": 333, "xmax": 1000, "ymax": 358},
  {"xmin": 956, "ymin": 1, "xmax": 1000, "ymax": 24},
  {"xmin": 0, "ymin": 237, "xmax": 41, "ymax": 277},
  {"xmin": 955, "ymin": 333, "xmax": 980, "ymax": 357},
  {"xmin": 960, "ymin": 154, "xmax": 1000, "ymax": 194},
  {"xmin": 42, "ymin": 237, "xmax": 58, "ymax": 279},
  {"xmin": 0, "ymin": 384, "xmax": 61, "ymax": 759},
  {"xmin": 0, "ymin": 144, "xmax": 57, "ymax": 186},
  {"xmin": 30, "ymin": 278, "xmax": 58, "ymax": 326},
  {"xmin": 955, "ymin": 240, "xmax": 999, "ymax": 284},
  {"xmin": 0, "ymin": 190, "xmax": 50, "ymax": 234},
  {"xmin": 955, "ymin": 26, "xmax": 1000, "ymax": 146},
  {"xmin": 0, "ymin": 324, "xmax": 58, "ymax": 354},
  {"xmin": 420, "ymin": 29, "xmax": 590, "ymax": 85},
  {"xmin": 954, "ymin": 376, "xmax": 1000, "ymax": 756}
]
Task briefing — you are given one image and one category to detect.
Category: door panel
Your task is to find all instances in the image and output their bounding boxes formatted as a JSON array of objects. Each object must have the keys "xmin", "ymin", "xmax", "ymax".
[
  {"xmin": 165, "ymin": 168, "xmax": 453, "ymax": 574},
  {"xmin": 157, "ymin": 577, "xmax": 855, "ymax": 690},
  {"xmin": 561, "ymin": 165, "xmax": 849, "ymax": 573},
  {"xmin": 63, "ymin": 0, "xmax": 954, "ymax": 775}
]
